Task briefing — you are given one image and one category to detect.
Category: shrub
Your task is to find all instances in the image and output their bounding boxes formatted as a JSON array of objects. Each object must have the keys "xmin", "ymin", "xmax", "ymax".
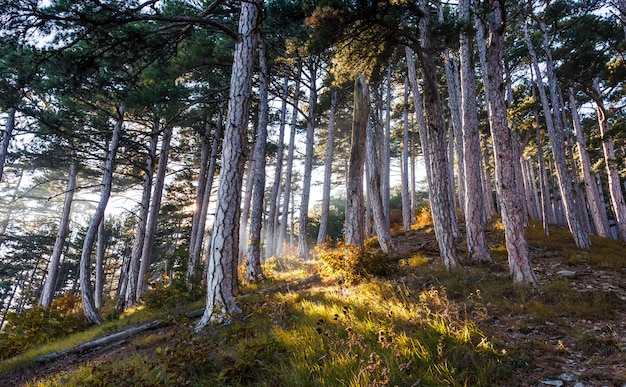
[
  {"xmin": 314, "ymin": 242, "xmax": 389, "ymax": 284},
  {"xmin": 0, "ymin": 294, "xmax": 89, "ymax": 360}
]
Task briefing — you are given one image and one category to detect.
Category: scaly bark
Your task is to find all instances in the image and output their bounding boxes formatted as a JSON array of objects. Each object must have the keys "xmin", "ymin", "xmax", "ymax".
[
  {"xmin": 245, "ymin": 36, "xmax": 269, "ymax": 282},
  {"xmin": 459, "ymin": 0, "xmax": 492, "ymax": 263},
  {"xmin": 485, "ymin": 2, "xmax": 536, "ymax": 283},
  {"xmin": 196, "ymin": 0, "xmax": 258, "ymax": 328},
  {"xmin": 345, "ymin": 76, "xmax": 369, "ymax": 248}
]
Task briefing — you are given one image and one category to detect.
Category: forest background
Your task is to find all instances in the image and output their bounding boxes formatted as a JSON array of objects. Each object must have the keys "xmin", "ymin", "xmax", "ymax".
[{"xmin": 0, "ymin": 0, "xmax": 624, "ymax": 348}]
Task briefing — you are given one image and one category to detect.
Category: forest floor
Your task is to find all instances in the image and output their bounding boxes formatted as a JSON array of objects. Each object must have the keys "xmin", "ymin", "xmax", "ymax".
[{"xmin": 2, "ymin": 220, "xmax": 626, "ymax": 386}]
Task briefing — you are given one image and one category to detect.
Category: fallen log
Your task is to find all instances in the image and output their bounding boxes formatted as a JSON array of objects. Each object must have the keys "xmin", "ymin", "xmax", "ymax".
[{"xmin": 36, "ymin": 319, "xmax": 169, "ymax": 363}]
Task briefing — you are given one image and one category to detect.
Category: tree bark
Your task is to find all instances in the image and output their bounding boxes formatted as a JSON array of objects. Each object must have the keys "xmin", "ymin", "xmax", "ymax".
[
  {"xmin": 94, "ymin": 218, "xmax": 105, "ymax": 309},
  {"xmin": 80, "ymin": 106, "xmax": 125, "ymax": 324},
  {"xmin": 245, "ymin": 36, "xmax": 269, "ymax": 282},
  {"xmin": 406, "ymin": 23, "xmax": 460, "ymax": 270},
  {"xmin": 187, "ymin": 109, "xmax": 224, "ymax": 283},
  {"xmin": 266, "ymin": 75, "xmax": 289, "ymax": 256},
  {"xmin": 137, "ymin": 123, "xmax": 173, "ymax": 300},
  {"xmin": 121, "ymin": 123, "xmax": 158, "ymax": 311},
  {"xmin": 484, "ymin": 2, "xmax": 536, "ymax": 283},
  {"xmin": 196, "ymin": 0, "xmax": 258, "ymax": 329},
  {"xmin": 277, "ymin": 61, "xmax": 302, "ymax": 256},
  {"xmin": 591, "ymin": 77, "xmax": 626, "ymax": 241},
  {"xmin": 401, "ymin": 78, "xmax": 412, "ymax": 232},
  {"xmin": 0, "ymin": 107, "xmax": 16, "ymax": 183},
  {"xmin": 317, "ymin": 88, "xmax": 337, "ymax": 245},
  {"xmin": 366, "ymin": 109, "xmax": 396, "ymax": 253},
  {"xmin": 238, "ymin": 159, "xmax": 255, "ymax": 261},
  {"xmin": 459, "ymin": 0, "xmax": 492, "ymax": 263},
  {"xmin": 39, "ymin": 153, "xmax": 79, "ymax": 308},
  {"xmin": 568, "ymin": 87, "xmax": 611, "ymax": 238},
  {"xmin": 523, "ymin": 20, "xmax": 590, "ymax": 249},
  {"xmin": 382, "ymin": 65, "xmax": 392, "ymax": 228},
  {"xmin": 298, "ymin": 60, "xmax": 317, "ymax": 259},
  {"xmin": 345, "ymin": 76, "xmax": 369, "ymax": 248}
]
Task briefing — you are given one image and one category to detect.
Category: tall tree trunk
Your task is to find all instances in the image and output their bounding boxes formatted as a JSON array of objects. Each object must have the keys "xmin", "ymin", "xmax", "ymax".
[
  {"xmin": 523, "ymin": 20, "xmax": 590, "ymax": 249},
  {"xmin": 484, "ymin": 3, "xmax": 536, "ymax": 283},
  {"xmin": 480, "ymin": 134, "xmax": 497, "ymax": 217},
  {"xmin": 239, "ymin": 160, "xmax": 255, "ymax": 261},
  {"xmin": 382, "ymin": 65, "xmax": 392, "ymax": 228},
  {"xmin": 195, "ymin": 0, "xmax": 258, "ymax": 329},
  {"xmin": 0, "ymin": 107, "xmax": 16, "ymax": 183},
  {"xmin": 39, "ymin": 154, "xmax": 79, "ymax": 307},
  {"xmin": 245, "ymin": 36, "xmax": 269, "ymax": 282},
  {"xmin": 189, "ymin": 117, "xmax": 213, "ymax": 273},
  {"xmin": 266, "ymin": 75, "xmax": 289, "ymax": 256},
  {"xmin": 401, "ymin": 78, "xmax": 412, "ymax": 232},
  {"xmin": 345, "ymin": 76, "xmax": 369, "ymax": 248},
  {"xmin": 366, "ymin": 111, "xmax": 396, "ymax": 253},
  {"xmin": 80, "ymin": 106, "xmax": 125, "ymax": 324},
  {"xmin": 444, "ymin": 51, "xmax": 465, "ymax": 218},
  {"xmin": 121, "ymin": 123, "xmax": 158, "ymax": 311},
  {"xmin": 187, "ymin": 109, "xmax": 224, "ymax": 284},
  {"xmin": 459, "ymin": 0, "xmax": 492, "ymax": 263},
  {"xmin": 407, "ymin": 25, "xmax": 460, "ymax": 270},
  {"xmin": 94, "ymin": 218, "xmax": 105, "ymax": 309},
  {"xmin": 591, "ymin": 78, "xmax": 626, "ymax": 241},
  {"xmin": 568, "ymin": 87, "xmax": 611, "ymax": 238},
  {"xmin": 298, "ymin": 61, "xmax": 317, "ymax": 259},
  {"xmin": 277, "ymin": 62, "xmax": 302, "ymax": 256},
  {"xmin": 317, "ymin": 88, "xmax": 337, "ymax": 245},
  {"xmin": 137, "ymin": 123, "xmax": 173, "ymax": 300}
]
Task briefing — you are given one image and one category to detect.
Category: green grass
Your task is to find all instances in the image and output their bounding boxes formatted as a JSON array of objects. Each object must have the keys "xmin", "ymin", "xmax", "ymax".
[{"xmin": 5, "ymin": 220, "xmax": 626, "ymax": 386}]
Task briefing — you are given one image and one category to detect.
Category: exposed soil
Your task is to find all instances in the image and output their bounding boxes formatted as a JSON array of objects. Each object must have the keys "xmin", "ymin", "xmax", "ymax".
[{"xmin": 2, "ymin": 225, "xmax": 625, "ymax": 387}]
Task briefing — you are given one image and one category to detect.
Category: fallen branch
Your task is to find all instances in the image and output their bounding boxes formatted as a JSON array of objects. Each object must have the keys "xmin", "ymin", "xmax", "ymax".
[{"xmin": 36, "ymin": 319, "xmax": 169, "ymax": 363}]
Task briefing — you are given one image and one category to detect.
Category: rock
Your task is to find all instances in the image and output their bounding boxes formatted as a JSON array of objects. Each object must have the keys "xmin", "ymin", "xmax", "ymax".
[
  {"xmin": 556, "ymin": 270, "xmax": 576, "ymax": 277},
  {"xmin": 540, "ymin": 380, "xmax": 563, "ymax": 387},
  {"xmin": 559, "ymin": 373, "xmax": 576, "ymax": 382},
  {"xmin": 573, "ymin": 383, "xmax": 587, "ymax": 387}
]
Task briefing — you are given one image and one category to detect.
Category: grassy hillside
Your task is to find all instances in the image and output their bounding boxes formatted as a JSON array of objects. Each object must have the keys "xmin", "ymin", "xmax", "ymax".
[{"xmin": 1, "ymin": 219, "xmax": 625, "ymax": 386}]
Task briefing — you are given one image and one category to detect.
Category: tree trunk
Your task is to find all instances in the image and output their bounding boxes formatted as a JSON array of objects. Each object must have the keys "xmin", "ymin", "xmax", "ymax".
[
  {"xmin": 459, "ymin": 0, "xmax": 492, "ymax": 263},
  {"xmin": 245, "ymin": 36, "xmax": 269, "ymax": 282},
  {"xmin": 189, "ymin": 118, "xmax": 212, "ymax": 270},
  {"xmin": 568, "ymin": 87, "xmax": 611, "ymax": 238},
  {"xmin": 345, "ymin": 76, "xmax": 369, "ymax": 248},
  {"xmin": 523, "ymin": 20, "xmax": 590, "ymax": 249},
  {"xmin": 382, "ymin": 65, "xmax": 392, "ymax": 228},
  {"xmin": 406, "ymin": 28, "xmax": 460, "ymax": 271},
  {"xmin": 298, "ymin": 60, "xmax": 317, "ymax": 260},
  {"xmin": 366, "ymin": 110, "xmax": 396, "ymax": 253},
  {"xmin": 591, "ymin": 78, "xmax": 626, "ymax": 241},
  {"xmin": 317, "ymin": 88, "xmax": 337, "ymax": 245},
  {"xmin": 401, "ymin": 78, "xmax": 412, "ymax": 232},
  {"xmin": 238, "ymin": 158, "xmax": 254, "ymax": 258},
  {"xmin": 0, "ymin": 107, "xmax": 16, "ymax": 183},
  {"xmin": 121, "ymin": 123, "xmax": 158, "ymax": 311},
  {"xmin": 484, "ymin": 3, "xmax": 536, "ymax": 283},
  {"xmin": 444, "ymin": 51, "xmax": 465, "ymax": 219},
  {"xmin": 39, "ymin": 154, "xmax": 79, "ymax": 307},
  {"xmin": 94, "ymin": 218, "xmax": 105, "ymax": 309},
  {"xmin": 187, "ymin": 109, "xmax": 224, "ymax": 283},
  {"xmin": 80, "ymin": 106, "xmax": 125, "ymax": 324},
  {"xmin": 266, "ymin": 75, "xmax": 289, "ymax": 256},
  {"xmin": 195, "ymin": 0, "xmax": 258, "ymax": 329},
  {"xmin": 480, "ymin": 134, "xmax": 497, "ymax": 217},
  {"xmin": 277, "ymin": 62, "xmax": 302, "ymax": 256},
  {"xmin": 137, "ymin": 123, "xmax": 173, "ymax": 300}
]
